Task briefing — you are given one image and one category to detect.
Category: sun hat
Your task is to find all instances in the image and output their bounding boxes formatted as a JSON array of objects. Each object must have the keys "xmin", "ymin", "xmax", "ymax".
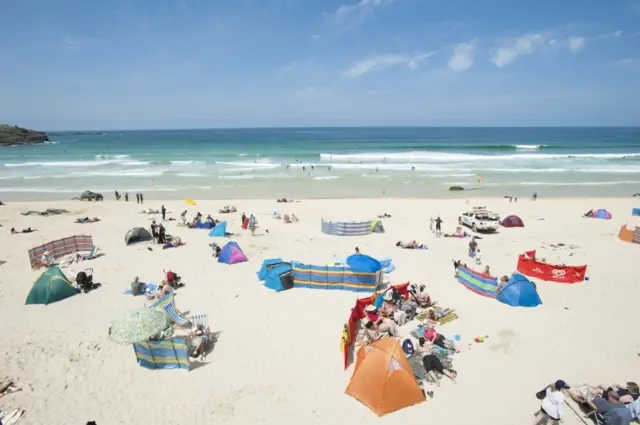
[
  {"xmin": 364, "ymin": 305, "xmax": 376, "ymax": 312},
  {"xmin": 555, "ymin": 380, "xmax": 571, "ymax": 390},
  {"xmin": 383, "ymin": 292, "xmax": 393, "ymax": 301}
]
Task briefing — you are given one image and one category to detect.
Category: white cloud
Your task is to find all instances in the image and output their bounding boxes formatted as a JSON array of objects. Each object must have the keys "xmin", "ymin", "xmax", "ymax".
[
  {"xmin": 567, "ymin": 36, "xmax": 586, "ymax": 53},
  {"xmin": 311, "ymin": 34, "xmax": 320, "ymax": 40},
  {"xmin": 613, "ymin": 58, "xmax": 635, "ymax": 68},
  {"xmin": 491, "ymin": 33, "xmax": 547, "ymax": 67},
  {"xmin": 345, "ymin": 51, "xmax": 435, "ymax": 78},
  {"xmin": 328, "ymin": 0, "xmax": 393, "ymax": 26},
  {"xmin": 287, "ymin": 86, "xmax": 333, "ymax": 102},
  {"xmin": 448, "ymin": 43, "xmax": 474, "ymax": 71}
]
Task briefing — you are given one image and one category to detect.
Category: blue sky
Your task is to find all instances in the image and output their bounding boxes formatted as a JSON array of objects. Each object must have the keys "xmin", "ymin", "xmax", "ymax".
[{"xmin": 1, "ymin": 0, "xmax": 639, "ymax": 130}]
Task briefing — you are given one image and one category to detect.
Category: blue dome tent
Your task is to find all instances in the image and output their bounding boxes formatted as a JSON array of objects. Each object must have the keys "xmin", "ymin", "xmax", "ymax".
[
  {"xmin": 208, "ymin": 221, "xmax": 228, "ymax": 237},
  {"xmin": 497, "ymin": 273, "xmax": 542, "ymax": 308},
  {"xmin": 346, "ymin": 254, "xmax": 382, "ymax": 273}
]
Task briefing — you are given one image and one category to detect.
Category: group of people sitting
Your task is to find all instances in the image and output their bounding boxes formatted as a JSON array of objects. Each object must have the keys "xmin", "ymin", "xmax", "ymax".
[
  {"xmin": 536, "ymin": 379, "xmax": 639, "ymax": 424},
  {"xmin": 355, "ymin": 283, "xmax": 460, "ymax": 387},
  {"xmin": 273, "ymin": 212, "xmax": 299, "ymax": 223},
  {"xmin": 219, "ymin": 205, "xmax": 237, "ymax": 214},
  {"xmin": 131, "ymin": 270, "xmax": 185, "ymax": 298}
]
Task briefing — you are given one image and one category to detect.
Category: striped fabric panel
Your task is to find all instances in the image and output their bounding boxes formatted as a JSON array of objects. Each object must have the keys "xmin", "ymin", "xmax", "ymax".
[
  {"xmin": 28, "ymin": 235, "xmax": 94, "ymax": 269},
  {"xmin": 151, "ymin": 295, "xmax": 188, "ymax": 324},
  {"xmin": 634, "ymin": 227, "xmax": 640, "ymax": 244},
  {"xmin": 457, "ymin": 266, "xmax": 497, "ymax": 298},
  {"xmin": 321, "ymin": 220, "xmax": 372, "ymax": 236},
  {"xmin": 190, "ymin": 314, "xmax": 207, "ymax": 328},
  {"xmin": 133, "ymin": 337, "xmax": 190, "ymax": 370},
  {"xmin": 292, "ymin": 264, "xmax": 381, "ymax": 292}
]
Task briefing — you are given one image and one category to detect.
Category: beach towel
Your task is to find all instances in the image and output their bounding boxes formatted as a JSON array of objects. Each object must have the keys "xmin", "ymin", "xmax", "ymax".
[{"xmin": 123, "ymin": 283, "xmax": 158, "ymax": 295}]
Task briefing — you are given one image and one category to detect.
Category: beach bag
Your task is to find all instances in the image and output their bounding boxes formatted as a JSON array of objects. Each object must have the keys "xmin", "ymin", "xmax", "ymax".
[
  {"xmin": 131, "ymin": 281, "xmax": 144, "ymax": 296},
  {"xmin": 402, "ymin": 339, "xmax": 415, "ymax": 355}
]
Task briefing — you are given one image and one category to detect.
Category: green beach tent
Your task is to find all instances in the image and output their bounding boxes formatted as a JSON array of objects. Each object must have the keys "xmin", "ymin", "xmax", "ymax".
[{"xmin": 26, "ymin": 267, "xmax": 78, "ymax": 305}]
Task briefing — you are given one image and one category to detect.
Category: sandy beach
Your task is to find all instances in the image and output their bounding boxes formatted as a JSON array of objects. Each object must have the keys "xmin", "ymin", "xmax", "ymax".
[{"xmin": 1, "ymin": 196, "xmax": 639, "ymax": 425}]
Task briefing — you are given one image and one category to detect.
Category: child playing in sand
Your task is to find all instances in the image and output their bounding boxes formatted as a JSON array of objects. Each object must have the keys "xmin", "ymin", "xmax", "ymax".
[{"xmin": 475, "ymin": 248, "xmax": 482, "ymax": 265}]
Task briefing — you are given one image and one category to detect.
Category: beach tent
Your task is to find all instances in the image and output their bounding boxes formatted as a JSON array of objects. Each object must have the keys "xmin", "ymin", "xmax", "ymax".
[
  {"xmin": 124, "ymin": 227, "xmax": 153, "ymax": 245},
  {"xmin": 208, "ymin": 221, "xmax": 228, "ymax": 237},
  {"xmin": 497, "ymin": 273, "xmax": 542, "ymax": 308},
  {"xmin": 371, "ymin": 220, "xmax": 385, "ymax": 233},
  {"xmin": 592, "ymin": 209, "xmax": 612, "ymax": 219},
  {"xmin": 633, "ymin": 208, "xmax": 640, "ymax": 217},
  {"xmin": 193, "ymin": 221, "xmax": 214, "ymax": 229},
  {"xmin": 257, "ymin": 258, "xmax": 283, "ymax": 280},
  {"xmin": 346, "ymin": 254, "xmax": 382, "ymax": 273},
  {"xmin": 26, "ymin": 267, "xmax": 78, "ymax": 305},
  {"xmin": 218, "ymin": 242, "xmax": 248, "ymax": 264},
  {"xmin": 345, "ymin": 338, "xmax": 425, "ymax": 416},
  {"xmin": 264, "ymin": 263, "xmax": 294, "ymax": 292},
  {"xmin": 500, "ymin": 215, "xmax": 524, "ymax": 228}
]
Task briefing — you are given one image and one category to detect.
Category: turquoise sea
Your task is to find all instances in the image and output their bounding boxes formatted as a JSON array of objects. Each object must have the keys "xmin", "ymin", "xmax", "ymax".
[{"xmin": 2, "ymin": 127, "xmax": 640, "ymax": 200}]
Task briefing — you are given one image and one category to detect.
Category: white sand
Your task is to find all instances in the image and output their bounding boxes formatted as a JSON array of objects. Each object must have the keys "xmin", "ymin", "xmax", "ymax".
[{"xmin": 1, "ymin": 197, "xmax": 639, "ymax": 425}]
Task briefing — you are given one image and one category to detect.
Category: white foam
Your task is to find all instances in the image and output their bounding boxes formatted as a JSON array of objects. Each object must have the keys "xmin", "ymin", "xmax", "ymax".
[
  {"xmin": 319, "ymin": 151, "xmax": 640, "ymax": 162},
  {"xmin": 175, "ymin": 173, "xmax": 206, "ymax": 177},
  {"xmin": 313, "ymin": 176, "xmax": 340, "ymax": 180},
  {"xmin": 170, "ymin": 160, "xmax": 205, "ymax": 165},
  {"xmin": 4, "ymin": 159, "xmax": 149, "ymax": 168},
  {"xmin": 513, "ymin": 144, "xmax": 545, "ymax": 150},
  {"xmin": 94, "ymin": 154, "xmax": 130, "ymax": 160}
]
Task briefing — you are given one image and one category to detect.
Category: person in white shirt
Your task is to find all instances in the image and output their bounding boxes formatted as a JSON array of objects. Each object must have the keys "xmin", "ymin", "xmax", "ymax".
[
  {"xmin": 475, "ymin": 248, "xmax": 482, "ymax": 265},
  {"xmin": 534, "ymin": 380, "xmax": 570, "ymax": 424}
]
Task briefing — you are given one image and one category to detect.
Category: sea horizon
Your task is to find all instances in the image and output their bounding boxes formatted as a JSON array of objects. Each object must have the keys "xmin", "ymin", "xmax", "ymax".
[{"xmin": 2, "ymin": 126, "xmax": 640, "ymax": 201}]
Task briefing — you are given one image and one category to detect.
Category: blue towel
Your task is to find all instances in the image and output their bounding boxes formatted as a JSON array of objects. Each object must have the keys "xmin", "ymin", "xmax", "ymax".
[{"xmin": 122, "ymin": 283, "xmax": 158, "ymax": 295}]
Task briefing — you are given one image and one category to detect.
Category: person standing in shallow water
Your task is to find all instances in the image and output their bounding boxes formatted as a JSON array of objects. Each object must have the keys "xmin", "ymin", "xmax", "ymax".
[
  {"xmin": 136, "ymin": 193, "xmax": 140, "ymax": 203},
  {"xmin": 161, "ymin": 205, "xmax": 166, "ymax": 221},
  {"xmin": 140, "ymin": 193, "xmax": 144, "ymax": 203}
]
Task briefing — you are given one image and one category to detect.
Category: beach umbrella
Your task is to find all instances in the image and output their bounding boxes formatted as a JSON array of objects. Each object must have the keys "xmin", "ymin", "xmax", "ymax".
[
  {"xmin": 108, "ymin": 308, "xmax": 171, "ymax": 344},
  {"xmin": 185, "ymin": 198, "xmax": 196, "ymax": 206}
]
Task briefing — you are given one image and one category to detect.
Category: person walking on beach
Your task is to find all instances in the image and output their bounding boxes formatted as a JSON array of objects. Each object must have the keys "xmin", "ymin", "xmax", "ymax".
[
  {"xmin": 125, "ymin": 192, "xmax": 129, "ymax": 202},
  {"xmin": 140, "ymin": 193, "xmax": 144, "ymax": 203},
  {"xmin": 161, "ymin": 205, "xmax": 166, "ymax": 221},
  {"xmin": 249, "ymin": 214, "xmax": 257, "ymax": 236},
  {"xmin": 533, "ymin": 191, "xmax": 538, "ymax": 201},
  {"xmin": 435, "ymin": 215, "xmax": 443, "ymax": 236},
  {"xmin": 136, "ymin": 193, "xmax": 140, "ymax": 204},
  {"xmin": 115, "ymin": 190, "xmax": 120, "ymax": 201}
]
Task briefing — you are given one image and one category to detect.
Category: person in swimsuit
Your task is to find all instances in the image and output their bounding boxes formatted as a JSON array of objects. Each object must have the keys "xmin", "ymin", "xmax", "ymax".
[
  {"xmin": 419, "ymin": 337, "xmax": 457, "ymax": 386},
  {"xmin": 424, "ymin": 325, "xmax": 459, "ymax": 352}
]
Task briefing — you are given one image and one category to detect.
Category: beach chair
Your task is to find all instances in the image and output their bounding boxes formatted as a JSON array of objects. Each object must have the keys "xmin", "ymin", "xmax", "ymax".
[
  {"xmin": 150, "ymin": 294, "xmax": 203, "ymax": 326},
  {"xmin": 82, "ymin": 246, "xmax": 98, "ymax": 260}
]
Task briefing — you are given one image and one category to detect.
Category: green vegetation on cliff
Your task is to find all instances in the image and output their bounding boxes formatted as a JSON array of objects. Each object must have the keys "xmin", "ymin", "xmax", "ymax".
[{"xmin": 0, "ymin": 124, "xmax": 49, "ymax": 146}]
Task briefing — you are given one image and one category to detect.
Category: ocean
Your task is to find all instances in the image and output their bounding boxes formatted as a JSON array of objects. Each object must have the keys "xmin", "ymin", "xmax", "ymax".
[{"xmin": 2, "ymin": 127, "xmax": 640, "ymax": 200}]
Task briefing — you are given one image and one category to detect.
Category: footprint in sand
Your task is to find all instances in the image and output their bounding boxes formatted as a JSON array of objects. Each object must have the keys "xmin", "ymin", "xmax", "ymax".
[{"xmin": 489, "ymin": 329, "xmax": 517, "ymax": 354}]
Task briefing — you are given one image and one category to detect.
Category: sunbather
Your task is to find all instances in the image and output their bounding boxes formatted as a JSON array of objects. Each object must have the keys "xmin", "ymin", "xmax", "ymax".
[
  {"xmin": 363, "ymin": 305, "xmax": 399, "ymax": 336},
  {"xmin": 0, "ymin": 380, "xmax": 22, "ymax": 398},
  {"xmin": 190, "ymin": 323, "xmax": 211, "ymax": 360},
  {"xmin": 165, "ymin": 269, "xmax": 184, "ymax": 288},
  {"xmin": 418, "ymin": 337, "xmax": 457, "ymax": 386},
  {"xmin": 380, "ymin": 292, "xmax": 407, "ymax": 325},
  {"xmin": 162, "ymin": 237, "xmax": 184, "ymax": 249},
  {"xmin": 409, "ymin": 283, "xmax": 432, "ymax": 307},
  {"xmin": 358, "ymin": 320, "xmax": 384, "ymax": 345},
  {"xmin": 396, "ymin": 240, "xmax": 426, "ymax": 249},
  {"xmin": 424, "ymin": 308, "xmax": 456, "ymax": 325},
  {"xmin": 11, "ymin": 227, "xmax": 36, "ymax": 234},
  {"xmin": 377, "ymin": 213, "xmax": 391, "ymax": 218},
  {"xmin": 423, "ymin": 324, "xmax": 459, "ymax": 352}
]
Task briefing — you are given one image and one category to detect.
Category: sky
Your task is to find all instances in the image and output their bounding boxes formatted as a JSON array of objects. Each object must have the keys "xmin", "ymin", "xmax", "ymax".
[{"xmin": 1, "ymin": 0, "xmax": 639, "ymax": 130}]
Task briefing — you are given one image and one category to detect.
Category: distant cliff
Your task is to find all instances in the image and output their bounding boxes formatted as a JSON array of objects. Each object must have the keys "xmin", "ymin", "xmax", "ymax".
[{"xmin": 0, "ymin": 124, "xmax": 49, "ymax": 146}]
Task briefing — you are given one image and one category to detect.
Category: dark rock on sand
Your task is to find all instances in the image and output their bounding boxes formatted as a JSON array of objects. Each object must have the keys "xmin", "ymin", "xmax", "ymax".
[
  {"xmin": 0, "ymin": 124, "xmax": 49, "ymax": 146},
  {"xmin": 449, "ymin": 186, "xmax": 465, "ymax": 191}
]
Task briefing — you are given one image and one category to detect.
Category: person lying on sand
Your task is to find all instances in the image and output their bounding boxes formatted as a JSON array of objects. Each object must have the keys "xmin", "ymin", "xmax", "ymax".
[
  {"xmin": 141, "ymin": 208, "xmax": 160, "ymax": 214},
  {"xmin": 583, "ymin": 209, "xmax": 595, "ymax": 218},
  {"xmin": 283, "ymin": 213, "xmax": 300, "ymax": 224},
  {"xmin": 11, "ymin": 227, "xmax": 36, "ymax": 234},
  {"xmin": 423, "ymin": 324, "xmax": 459, "ymax": 353},
  {"xmin": 396, "ymin": 240, "xmax": 426, "ymax": 249},
  {"xmin": 423, "ymin": 308, "xmax": 456, "ymax": 325},
  {"xmin": 377, "ymin": 213, "xmax": 391, "ymax": 218},
  {"xmin": 163, "ymin": 237, "xmax": 184, "ymax": 249},
  {"xmin": 277, "ymin": 198, "xmax": 290, "ymax": 203},
  {"xmin": 419, "ymin": 337, "xmax": 457, "ymax": 386}
]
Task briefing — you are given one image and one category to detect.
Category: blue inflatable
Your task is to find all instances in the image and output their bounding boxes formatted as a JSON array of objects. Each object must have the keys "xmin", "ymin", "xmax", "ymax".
[{"xmin": 346, "ymin": 254, "xmax": 382, "ymax": 273}]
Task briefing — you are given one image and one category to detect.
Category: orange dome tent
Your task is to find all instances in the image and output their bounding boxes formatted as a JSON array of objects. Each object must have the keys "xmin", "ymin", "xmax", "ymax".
[{"xmin": 345, "ymin": 337, "xmax": 425, "ymax": 416}]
